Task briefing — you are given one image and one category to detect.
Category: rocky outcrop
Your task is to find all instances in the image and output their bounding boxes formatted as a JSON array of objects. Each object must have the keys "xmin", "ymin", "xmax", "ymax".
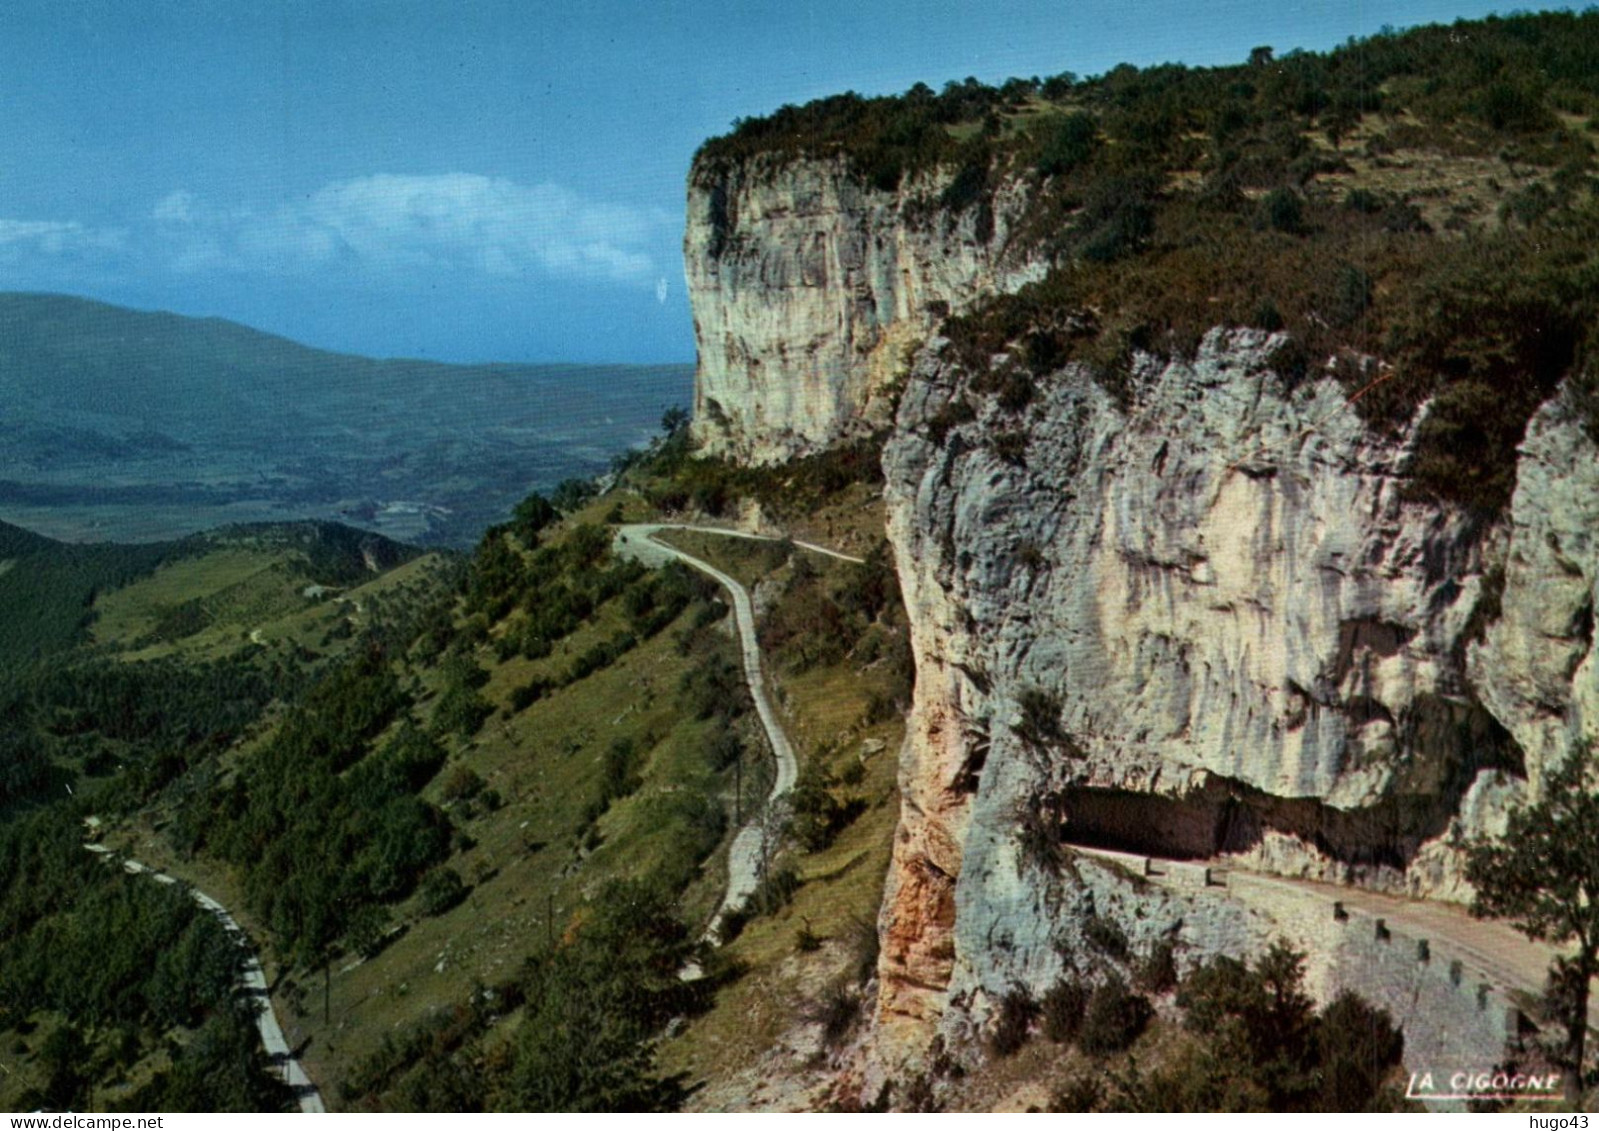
[
  {"xmin": 875, "ymin": 328, "xmax": 1599, "ymax": 1051},
  {"xmin": 684, "ymin": 157, "xmax": 1044, "ymax": 464},
  {"xmin": 1472, "ymin": 400, "xmax": 1599, "ymax": 798},
  {"xmin": 679, "ymin": 151, "xmax": 1599, "ymax": 1071}
]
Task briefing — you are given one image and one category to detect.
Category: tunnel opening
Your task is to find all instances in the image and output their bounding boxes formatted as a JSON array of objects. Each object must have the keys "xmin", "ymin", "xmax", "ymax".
[
  {"xmin": 1060, "ymin": 778, "xmax": 1466, "ymax": 869},
  {"xmin": 1059, "ymin": 694, "xmax": 1524, "ymax": 869}
]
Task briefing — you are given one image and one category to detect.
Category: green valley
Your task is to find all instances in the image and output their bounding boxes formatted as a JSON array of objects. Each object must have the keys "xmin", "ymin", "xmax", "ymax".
[{"xmin": 0, "ymin": 294, "xmax": 691, "ymax": 548}]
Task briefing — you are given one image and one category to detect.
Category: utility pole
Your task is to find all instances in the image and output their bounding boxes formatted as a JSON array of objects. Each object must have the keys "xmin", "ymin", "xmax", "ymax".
[{"xmin": 735, "ymin": 752, "xmax": 743, "ymax": 824}]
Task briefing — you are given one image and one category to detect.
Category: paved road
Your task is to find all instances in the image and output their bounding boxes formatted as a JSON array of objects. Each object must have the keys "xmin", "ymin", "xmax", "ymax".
[
  {"xmin": 85, "ymin": 843, "xmax": 326, "ymax": 1113},
  {"xmin": 614, "ymin": 524, "xmax": 817, "ymax": 937},
  {"xmin": 631, "ymin": 521, "xmax": 865, "ymax": 565},
  {"xmin": 1074, "ymin": 844, "xmax": 1598, "ymax": 1031}
]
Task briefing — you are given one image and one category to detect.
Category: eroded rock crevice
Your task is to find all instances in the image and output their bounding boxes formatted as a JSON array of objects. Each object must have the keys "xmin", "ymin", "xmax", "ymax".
[{"xmin": 875, "ymin": 335, "xmax": 1599, "ymax": 1052}]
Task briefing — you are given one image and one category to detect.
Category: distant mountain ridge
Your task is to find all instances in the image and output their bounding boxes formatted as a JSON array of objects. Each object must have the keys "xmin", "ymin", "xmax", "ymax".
[
  {"xmin": 0, "ymin": 293, "xmax": 692, "ymax": 546},
  {"xmin": 0, "ymin": 292, "xmax": 684, "ymax": 428}
]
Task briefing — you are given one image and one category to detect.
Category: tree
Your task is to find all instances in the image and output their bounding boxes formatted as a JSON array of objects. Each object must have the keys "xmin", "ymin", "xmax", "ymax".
[
  {"xmin": 499, "ymin": 880, "xmax": 692, "ymax": 1111},
  {"xmin": 1170, "ymin": 941, "xmax": 1401, "ymax": 1110},
  {"xmin": 660, "ymin": 406, "xmax": 691, "ymax": 435},
  {"xmin": 1466, "ymin": 744, "xmax": 1599, "ymax": 1106},
  {"xmin": 512, "ymin": 493, "xmax": 560, "ymax": 542},
  {"xmin": 550, "ymin": 477, "xmax": 598, "ymax": 513}
]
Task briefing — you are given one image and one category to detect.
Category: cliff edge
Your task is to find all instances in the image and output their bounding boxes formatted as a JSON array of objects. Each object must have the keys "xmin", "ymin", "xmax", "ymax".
[
  {"xmin": 681, "ymin": 16, "xmax": 1599, "ymax": 1075},
  {"xmin": 684, "ymin": 154, "xmax": 1043, "ymax": 463}
]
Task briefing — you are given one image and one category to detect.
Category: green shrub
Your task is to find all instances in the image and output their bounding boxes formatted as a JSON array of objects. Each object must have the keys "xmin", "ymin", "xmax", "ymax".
[
  {"xmin": 440, "ymin": 765, "xmax": 486, "ymax": 804},
  {"xmin": 715, "ymin": 904, "xmax": 750, "ymax": 944},
  {"xmin": 1035, "ymin": 113, "xmax": 1100, "ymax": 177},
  {"xmin": 345, "ymin": 904, "xmax": 395, "ymax": 960},
  {"xmin": 566, "ymin": 630, "xmax": 638, "ymax": 683},
  {"xmin": 432, "ymin": 682, "xmax": 492, "ymax": 739},
  {"xmin": 1176, "ymin": 953, "xmax": 1257, "ymax": 1034},
  {"xmin": 1314, "ymin": 991, "xmax": 1404, "ymax": 1110},
  {"xmin": 1084, "ymin": 914, "xmax": 1131, "ymax": 962},
  {"xmin": 1168, "ymin": 941, "xmax": 1401, "ymax": 1110},
  {"xmin": 1079, "ymin": 183, "xmax": 1156, "ymax": 263},
  {"xmin": 419, "ymin": 867, "xmax": 467, "ymax": 917},
  {"xmin": 748, "ymin": 866, "xmax": 801, "ymax": 915},
  {"xmin": 1050, "ymin": 1074, "xmax": 1106, "ymax": 1112},
  {"xmin": 863, "ymin": 688, "xmax": 899, "ymax": 725},
  {"xmin": 988, "ymin": 987, "xmax": 1038, "ymax": 1057},
  {"xmin": 1079, "ymin": 974, "xmax": 1152, "ymax": 1056},
  {"xmin": 1326, "ymin": 263, "xmax": 1373, "ymax": 328},
  {"xmin": 1015, "ymin": 797, "xmax": 1065, "ymax": 876},
  {"xmin": 601, "ymin": 737, "xmax": 643, "ymax": 802},
  {"xmin": 1474, "ymin": 80, "xmax": 1556, "ymax": 134},
  {"xmin": 810, "ymin": 981, "xmax": 862, "ymax": 1048},
  {"xmin": 508, "ymin": 678, "xmax": 549, "ymax": 713},
  {"xmin": 679, "ymin": 649, "xmax": 749, "ymax": 721},
  {"xmin": 991, "ymin": 430, "xmax": 1029, "ymax": 466},
  {"xmin": 924, "ymin": 397, "xmax": 977, "ymax": 443},
  {"xmin": 845, "ymin": 915, "xmax": 881, "ymax": 987},
  {"xmin": 787, "ymin": 762, "xmax": 863, "ymax": 852},
  {"xmin": 996, "ymin": 369, "xmax": 1037, "ymax": 412},
  {"xmin": 510, "ymin": 494, "xmax": 559, "ymax": 543},
  {"xmin": 639, "ymin": 792, "xmax": 727, "ymax": 894},
  {"xmin": 1257, "ymin": 187, "xmax": 1304, "ymax": 234},
  {"xmin": 705, "ymin": 722, "xmax": 744, "ymax": 772},
  {"xmin": 1013, "ymin": 686, "xmax": 1066, "ymax": 745},
  {"xmin": 1343, "ymin": 188, "xmax": 1384, "ymax": 214},
  {"xmin": 1135, "ymin": 937, "xmax": 1179, "ymax": 994},
  {"xmin": 547, "ymin": 478, "xmax": 597, "ymax": 513},
  {"xmin": 1042, "ymin": 977, "xmax": 1089, "ymax": 1043}
]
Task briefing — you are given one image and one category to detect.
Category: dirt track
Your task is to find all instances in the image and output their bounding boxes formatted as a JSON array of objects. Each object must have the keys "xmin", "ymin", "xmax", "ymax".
[
  {"xmin": 613, "ymin": 523, "xmax": 814, "ymax": 934},
  {"xmin": 85, "ymin": 843, "xmax": 326, "ymax": 1113}
]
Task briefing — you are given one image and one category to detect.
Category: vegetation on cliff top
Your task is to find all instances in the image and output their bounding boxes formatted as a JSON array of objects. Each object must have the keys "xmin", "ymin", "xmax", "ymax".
[
  {"xmin": 697, "ymin": 10, "xmax": 1599, "ymax": 518},
  {"xmin": 697, "ymin": 10, "xmax": 1599, "ymax": 200}
]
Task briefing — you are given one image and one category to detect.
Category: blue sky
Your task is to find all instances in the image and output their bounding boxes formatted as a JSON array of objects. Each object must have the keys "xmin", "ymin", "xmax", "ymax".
[{"xmin": 0, "ymin": 0, "xmax": 1520, "ymax": 363}]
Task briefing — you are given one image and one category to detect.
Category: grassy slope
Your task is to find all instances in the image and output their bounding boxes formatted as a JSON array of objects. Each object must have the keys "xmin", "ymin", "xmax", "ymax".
[
  {"xmin": 0, "ymin": 527, "xmax": 436, "ymax": 1112},
  {"xmin": 90, "ymin": 543, "xmax": 441, "ymax": 665},
  {"xmin": 84, "ymin": 497, "xmax": 753, "ymax": 1108},
  {"xmin": 289, "ymin": 610, "xmax": 733, "ymax": 1096},
  {"xmin": 645, "ymin": 526, "xmax": 906, "ymax": 1099}
]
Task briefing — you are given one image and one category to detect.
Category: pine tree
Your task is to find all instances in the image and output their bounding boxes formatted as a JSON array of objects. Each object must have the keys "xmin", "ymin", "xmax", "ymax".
[{"xmin": 1467, "ymin": 745, "xmax": 1599, "ymax": 1106}]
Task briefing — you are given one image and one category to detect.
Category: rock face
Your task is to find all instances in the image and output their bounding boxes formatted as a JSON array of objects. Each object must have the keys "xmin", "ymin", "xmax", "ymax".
[
  {"xmin": 684, "ymin": 156, "xmax": 1044, "ymax": 464},
  {"xmin": 679, "ymin": 154, "xmax": 1599, "ymax": 1063},
  {"xmin": 875, "ymin": 327, "xmax": 1599, "ymax": 1050}
]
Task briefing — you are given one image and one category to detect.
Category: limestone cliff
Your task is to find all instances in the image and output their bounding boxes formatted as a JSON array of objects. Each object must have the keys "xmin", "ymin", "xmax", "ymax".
[
  {"xmin": 875, "ymin": 327, "xmax": 1599, "ymax": 1050},
  {"xmin": 684, "ymin": 156, "xmax": 1044, "ymax": 464},
  {"xmin": 680, "ymin": 156, "xmax": 1599, "ymax": 1072}
]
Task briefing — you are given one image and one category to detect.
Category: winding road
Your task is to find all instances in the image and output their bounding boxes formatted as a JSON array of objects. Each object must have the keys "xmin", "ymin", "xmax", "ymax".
[
  {"xmin": 614, "ymin": 523, "xmax": 853, "ymax": 936},
  {"xmin": 84, "ymin": 842, "xmax": 325, "ymax": 1113},
  {"xmin": 613, "ymin": 525, "xmax": 1596, "ymax": 1050}
]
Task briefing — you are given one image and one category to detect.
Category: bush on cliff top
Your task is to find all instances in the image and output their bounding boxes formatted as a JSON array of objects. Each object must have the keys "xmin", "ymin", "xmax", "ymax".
[
  {"xmin": 700, "ymin": 12, "xmax": 1599, "ymax": 187},
  {"xmin": 698, "ymin": 10, "xmax": 1599, "ymax": 520}
]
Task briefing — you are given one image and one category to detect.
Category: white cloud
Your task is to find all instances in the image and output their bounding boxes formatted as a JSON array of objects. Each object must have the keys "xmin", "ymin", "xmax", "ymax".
[
  {"xmin": 162, "ymin": 173, "xmax": 670, "ymax": 286},
  {"xmin": 0, "ymin": 219, "xmax": 125, "ymax": 260},
  {"xmin": 151, "ymin": 191, "xmax": 197, "ymax": 224},
  {"xmin": 0, "ymin": 174, "xmax": 671, "ymax": 293}
]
